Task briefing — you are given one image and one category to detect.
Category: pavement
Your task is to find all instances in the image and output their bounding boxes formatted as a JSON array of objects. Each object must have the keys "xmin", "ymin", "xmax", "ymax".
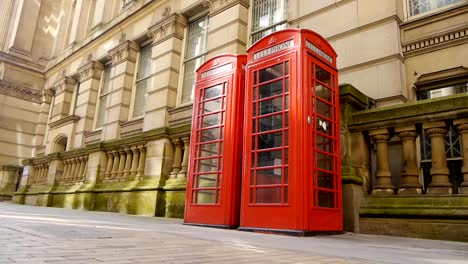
[{"xmin": 0, "ymin": 202, "xmax": 467, "ymax": 264}]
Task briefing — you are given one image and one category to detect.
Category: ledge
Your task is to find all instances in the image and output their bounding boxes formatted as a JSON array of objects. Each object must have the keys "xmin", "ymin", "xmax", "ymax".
[{"xmin": 49, "ymin": 115, "xmax": 80, "ymax": 129}]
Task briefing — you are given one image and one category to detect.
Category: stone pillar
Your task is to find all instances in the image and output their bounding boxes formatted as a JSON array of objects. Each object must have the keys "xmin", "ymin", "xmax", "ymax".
[
  {"xmin": 424, "ymin": 121, "xmax": 452, "ymax": 194},
  {"xmin": 51, "ymin": 0, "xmax": 75, "ymax": 57},
  {"xmin": 117, "ymin": 150, "xmax": 126, "ymax": 180},
  {"xmin": 123, "ymin": 147, "xmax": 133, "ymax": 179},
  {"xmin": 61, "ymin": 159, "xmax": 69, "ymax": 183},
  {"xmin": 91, "ymin": 0, "xmax": 115, "ymax": 29},
  {"xmin": 68, "ymin": 0, "xmax": 93, "ymax": 45},
  {"xmin": 102, "ymin": 41, "xmax": 139, "ymax": 141},
  {"xmin": 69, "ymin": 158, "xmax": 77, "ymax": 183},
  {"xmin": 0, "ymin": 0, "xmax": 15, "ymax": 52},
  {"xmin": 104, "ymin": 152, "xmax": 113, "ymax": 180},
  {"xmin": 370, "ymin": 129, "xmax": 394, "ymax": 195},
  {"xmin": 49, "ymin": 77, "xmax": 77, "ymax": 123},
  {"xmin": 169, "ymin": 139, "xmax": 183, "ymax": 178},
  {"xmin": 0, "ymin": 165, "xmax": 22, "ymax": 196},
  {"xmin": 177, "ymin": 137, "xmax": 190, "ymax": 179},
  {"xmin": 130, "ymin": 146, "xmax": 140, "ymax": 178},
  {"xmin": 145, "ymin": 14, "xmax": 186, "ymax": 131},
  {"xmin": 79, "ymin": 156, "xmax": 88, "ymax": 182},
  {"xmin": 396, "ymin": 125, "xmax": 422, "ymax": 195},
  {"xmin": 454, "ymin": 118, "xmax": 468, "ymax": 194},
  {"xmin": 75, "ymin": 61, "xmax": 104, "ymax": 148},
  {"xmin": 205, "ymin": 0, "xmax": 249, "ymax": 57},
  {"xmin": 136, "ymin": 145, "xmax": 146, "ymax": 179},
  {"xmin": 111, "ymin": 150, "xmax": 120, "ymax": 180},
  {"xmin": 6, "ymin": 0, "xmax": 42, "ymax": 59},
  {"xmin": 76, "ymin": 156, "xmax": 85, "ymax": 182}
]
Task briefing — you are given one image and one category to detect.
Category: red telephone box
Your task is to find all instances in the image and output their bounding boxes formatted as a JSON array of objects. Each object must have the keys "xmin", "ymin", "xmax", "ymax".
[
  {"xmin": 185, "ymin": 54, "xmax": 247, "ymax": 228},
  {"xmin": 240, "ymin": 29, "xmax": 342, "ymax": 234}
]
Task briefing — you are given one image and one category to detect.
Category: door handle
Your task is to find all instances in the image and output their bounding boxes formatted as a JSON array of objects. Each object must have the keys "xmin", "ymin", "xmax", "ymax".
[{"xmin": 307, "ymin": 116, "xmax": 311, "ymax": 125}]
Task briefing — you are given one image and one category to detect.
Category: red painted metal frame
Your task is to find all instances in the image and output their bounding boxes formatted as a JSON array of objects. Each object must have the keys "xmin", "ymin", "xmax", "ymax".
[
  {"xmin": 185, "ymin": 54, "xmax": 247, "ymax": 228},
  {"xmin": 240, "ymin": 29, "xmax": 342, "ymax": 233}
]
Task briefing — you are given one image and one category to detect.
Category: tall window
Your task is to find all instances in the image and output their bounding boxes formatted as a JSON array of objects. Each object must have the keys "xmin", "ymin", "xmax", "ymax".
[
  {"xmin": 251, "ymin": 0, "xmax": 288, "ymax": 43},
  {"xmin": 132, "ymin": 44, "xmax": 152, "ymax": 118},
  {"xmin": 407, "ymin": 0, "xmax": 466, "ymax": 17},
  {"xmin": 95, "ymin": 64, "xmax": 112, "ymax": 129},
  {"xmin": 181, "ymin": 15, "xmax": 209, "ymax": 104}
]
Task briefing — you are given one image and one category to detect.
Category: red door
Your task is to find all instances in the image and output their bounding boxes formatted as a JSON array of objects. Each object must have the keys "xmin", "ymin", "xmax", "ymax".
[
  {"xmin": 185, "ymin": 55, "xmax": 246, "ymax": 228},
  {"xmin": 240, "ymin": 52, "xmax": 301, "ymax": 231},
  {"xmin": 305, "ymin": 55, "xmax": 342, "ymax": 231}
]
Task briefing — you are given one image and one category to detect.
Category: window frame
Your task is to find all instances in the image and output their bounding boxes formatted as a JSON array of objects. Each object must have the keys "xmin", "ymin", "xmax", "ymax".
[
  {"xmin": 251, "ymin": 0, "xmax": 288, "ymax": 43},
  {"xmin": 94, "ymin": 63, "xmax": 112, "ymax": 130},
  {"xmin": 405, "ymin": 0, "xmax": 467, "ymax": 20},
  {"xmin": 130, "ymin": 41, "xmax": 152, "ymax": 119}
]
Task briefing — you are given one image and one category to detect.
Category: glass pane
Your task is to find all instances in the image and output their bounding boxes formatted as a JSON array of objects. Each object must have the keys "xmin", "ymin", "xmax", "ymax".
[
  {"xmin": 284, "ymin": 186, "xmax": 288, "ymax": 203},
  {"xmin": 133, "ymin": 79, "xmax": 147, "ymax": 117},
  {"xmin": 316, "ymin": 66, "xmax": 331, "ymax": 86},
  {"xmin": 200, "ymin": 142, "xmax": 219, "ymax": 157},
  {"xmin": 182, "ymin": 57, "xmax": 205, "ymax": 103},
  {"xmin": 259, "ymin": 114, "xmax": 283, "ymax": 131},
  {"xmin": 101, "ymin": 66, "xmax": 112, "ymax": 95},
  {"xmin": 205, "ymin": 84, "xmax": 223, "ymax": 99},
  {"xmin": 259, "ymin": 97, "xmax": 283, "ymax": 115},
  {"xmin": 317, "ymin": 153, "xmax": 334, "ymax": 171},
  {"xmin": 318, "ymin": 171, "xmax": 334, "ymax": 189},
  {"xmin": 185, "ymin": 16, "xmax": 209, "ymax": 59},
  {"xmin": 317, "ymin": 118, "xmax": 332, "ymax": 135},
  {"xmin": 317, "ymin": 135, "xmax": 333, "ymax": 153},
  {"xmin": 198, "ymin": 158, "xmax": 219, "ymax": 172},
  {"xmin": 201, "ymin": 127, "xmax": 221, "ymax": 142},
  {"xmin": 202, "ymin": 113, "xmax": 222, "ymax": 127},
  {"xmin": 260, "ymin": 64, "xmax": 284, "ymax": 83},
  {"xmin": 257, "ymin": 150, "xmax": 282, "ymax": 167},
  {"xmin": 259, "ymin": 80, "xmax": 283, "ymax": 98},
  {"xmin": 95, "ymin": 94, "xmax": 108, "ymax": 128},
  {"xmin": 197, "ymin": 174, "xmax": 217, "ymax": 188},
  {"xmin": 316, "ymin": 84, "xmax": 332, "ymax": 102},
  {"xmin": 318, "ymin": 191, "xmax": 334, "ymax": 208},
  {"xmin": 137, "ymin": 45, "xmax": 152, "ymax": 79},
  {"xmin": 204, "ymin": 98, "xmax": 222, "ymax": 113},
  {"xmin": 256, "ymin": 169, "xmax": 282, "ymax": 185},
  {"xmin": 257, "ymin": 131, "xmax": 283, "ymax": 149},
  {"xmin": 256, "ymin": 187, "xmax": 282, "ymax": 203},
  {"xmin": 317, "ymin": 100, "xmax": 332, "ymax": 118},
  {"xmin": 196, "ymin": 190, "xmax": 216, "ymax": 204}
]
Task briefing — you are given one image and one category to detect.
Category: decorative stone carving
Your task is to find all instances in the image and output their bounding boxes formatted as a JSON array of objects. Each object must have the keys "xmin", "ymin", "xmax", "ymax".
[
  {"xmin": 107, "ymin": 40, "xmax": 139, "ymax": 66},
  {"xmin": 0, "ymin": 80, "xmax": 42, "ymax": 103},
  {"xmin": 50, "ymin": 76, "xmax": 77, "ymax": 95},
  {"xmin": 77, "ymin": 61, "xmax": 104, "ymax": 82},
  {"xmin": 148, "ymin": 13, "xmax": 187, "ymax": 45},
  {"xmin": 202, "ymin": 0, "xmax": 249, "ymax": 16}
]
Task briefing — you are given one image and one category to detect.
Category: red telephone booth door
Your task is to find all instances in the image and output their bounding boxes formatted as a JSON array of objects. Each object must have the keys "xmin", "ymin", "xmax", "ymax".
[{"xmin": 184, "ymin": 54, "xmax": 246, "ymax": 228}]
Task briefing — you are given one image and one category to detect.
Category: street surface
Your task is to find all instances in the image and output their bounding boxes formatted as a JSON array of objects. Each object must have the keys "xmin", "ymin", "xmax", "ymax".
[{"xmin": 0, "ymin": 202, "xmax": 467, "ymax": 263}]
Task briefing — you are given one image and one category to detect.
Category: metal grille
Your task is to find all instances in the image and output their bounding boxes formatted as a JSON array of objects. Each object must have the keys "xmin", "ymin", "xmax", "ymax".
[
  {"xmin": 95, "ymin": 65, "xmax": 112, "ymax": 128},
  {"xmin": 181, "ymin": 16, "xmax": 209, "ymax": 104},
  {"xmin": 251, "ymin": 0, "xmax": 288, "ymax": 43},
  {"xmin": 133, "ymin": 45, "xmax": 152, "ymax": 117},
  {"xmin": 408, "ymin": 0, "xmax": 464, "ymax": 16}
]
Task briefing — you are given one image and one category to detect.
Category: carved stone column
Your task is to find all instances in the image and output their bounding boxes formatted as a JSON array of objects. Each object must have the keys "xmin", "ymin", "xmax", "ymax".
[
  {"xmin": 69, "ymin": 158, "xmax": 77, "ymax": 183},
  {"xmin": 62, "ymin": 159, "xmax": 69, "ymax": 183},
  {"xmin": 169, "ymin": 139, "xmax": 183, "ymax": 179},
  {"xmin": 77, "ymin": 156, "xmax": 86, "ymax": 182},
  {"xmin": 111, "ymin": 150, "xmax": 120, "ymax": 180},
  {"xmin": 424, "ymin": 121, "xmax": 452, "ymax": 194},
  {"xmin": 369, "ymin": 129, "xmax": 394, "ymax": 195},
  {"xmin": 136, "ymin": 145, "xmax": 146, "ymax": 179},
  {"xmin": 395, "ymin": 125, "xmax": 422, "ymax": 195},
  {"xmin": 117, "ymin": 150, "xmax": 126, "ymax": 180},
  {"xmin": 130, "ymin": 146, "xmax": 140, "ymax": 178},
  {"xmin": 104, "ymin": 151, "xmax": 114, "ymax": 180},
  {"xmin": 80, "ymin": 156, "xmax": 88, "ymax": 182},
  {"xmin": 123, "ymin": 148, "xmax": 133, "ymax": 179},
  {"xmin": 454, "ymin": 118, "xmax": 468, "ymax": 194}
]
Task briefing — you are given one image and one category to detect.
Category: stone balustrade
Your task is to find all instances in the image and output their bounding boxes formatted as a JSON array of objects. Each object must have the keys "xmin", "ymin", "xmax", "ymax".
[
  {"xmin": 102, "ymin": 144, "xmax": 146, "ymax": 183},
  {"xmin": 348, "ymin": 92, "xmax": 468, "ymax": 195},
  {"xmin": 30, "ymin": 161, "xmax": 49, "ymax": 186},
  {"xmin": 60, "ymin": 155, "xmax": 88, "ymax": 185}
]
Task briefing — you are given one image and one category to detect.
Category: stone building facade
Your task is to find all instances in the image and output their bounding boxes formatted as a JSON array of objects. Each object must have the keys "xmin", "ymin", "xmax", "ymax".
[{"xmin": 0, "ymin": 0, "xmax": 467, "ymax": 241}]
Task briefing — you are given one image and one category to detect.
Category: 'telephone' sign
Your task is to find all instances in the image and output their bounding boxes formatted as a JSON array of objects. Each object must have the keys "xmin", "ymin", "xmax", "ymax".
[
  {"xmin": 253, "ymin": 39, "xmax": 294, "ymax": 60},
  {"xmin": 306, "ymin": 40, "xmax": 333, "ymax": 64}
]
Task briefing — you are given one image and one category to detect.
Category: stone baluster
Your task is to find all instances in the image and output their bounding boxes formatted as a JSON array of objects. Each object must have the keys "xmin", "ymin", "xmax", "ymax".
[
  {"xmin": 80, "ymin": 156, "xmax": 88, "ymax": 182},
  {"xmin": 62, "ymin": 159, "xmax": 69, "ymax": 183},
  {"xmin": 454, "ymin": 118, "xmax": 468, "ymax": 194},
  {"xmin": 111, "ymin": 150, "xmax": 120, "ymax": 180},
  {"xmin": 396, "ymin": 125, "xmax": 422, "ymax": 195},
  {"xmin": 65, "ymin": 159, "xmax": 72, "ymax": 183},
  {"xmin": 104, "ymin": 151, "xmax": 114, "ymax": 180},
  {"xmin": 69, "ymin": 158, "xmax": 78, "ymax": 183},
  {"xmin": 136, "ymin": 145, "xmax": 146, "ymax": 179},
  {"xmin": 369, "ymin": 129, "xmax": 394, "ymax": 195},
  {"xmin": 42, "ymin": 164, "xmax": 49, "ymax": 185},
  {"xmin": 169, "ymin": 139, "xmax": 183, "ymax": 178},
  {"xmin": 35, "ymin": 165, "xmax": 41, "ymax": 184},
  {"xmin": 177, "ymin": 137, "xmax": 190, "ymax": 179},
  {"xmin": 117, "ymin": 150, "xmax": 126, "ymax": 180},
  {"xmin": 77, "ymin": 156, "xmax": 86, "ymax": 182},
  {"xmin": 424, "ymin": 121, "xmax": 452, "ymax": 194},
  {"xmin": 123, "ymin": 147, "xmax": 133, "ymax": 179},
  {"xmin": 130, "ymin": 146, "xmax": 140, "ymax": 179}
]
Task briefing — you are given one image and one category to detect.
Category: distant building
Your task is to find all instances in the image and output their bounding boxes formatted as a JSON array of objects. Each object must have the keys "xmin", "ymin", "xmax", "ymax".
[{"xmin": 0, "ymin": 0, "xmax": 467, "ymax": 241}]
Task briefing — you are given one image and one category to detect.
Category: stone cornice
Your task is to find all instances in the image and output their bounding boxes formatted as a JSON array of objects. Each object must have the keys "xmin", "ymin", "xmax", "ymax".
[
  {"xmin": 203, "ymin": 0, "xmax": 249, "ymax": 17},
  {"xmin": 108, "ymin": 40, "xmax": 139, "ymax": 66},
  {"xmin": 50, "ymin": 76, "xmax": 77, "ymax": 95},
  {"xmin": 77, "ymin": 61, "xmax": 104, "ymax": 82},
  {"xmin": 0, "ymin": 51, "xmax": 45, "ymax": 74},
  {"xmin": 402, "ymin": 25, "xmax": 468, "ymax": 57},
  {"xmin": 148, "ymin": 13, "xmax": 187, "ymax": 45},
  {"xmin": 49, "ymin": 115, "xmax": 81, "ymax": 129},
  {"xmin": 0, "ymin": 80, "xmax": 43, "ymax": 103}
]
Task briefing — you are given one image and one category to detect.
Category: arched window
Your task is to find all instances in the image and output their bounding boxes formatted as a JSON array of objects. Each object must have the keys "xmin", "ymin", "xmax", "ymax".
[{"xmin": 54, "ymin": 136, "xmax": 68, "ymax": 153}]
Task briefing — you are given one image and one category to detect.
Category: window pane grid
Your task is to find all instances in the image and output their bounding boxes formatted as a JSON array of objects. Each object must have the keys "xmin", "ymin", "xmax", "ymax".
[
  {"xmin": 408, "ymin": 0, "xmax": 464, "ymax": 16},
  {"xmin": 251, "ymin": 0, "xmax": 288, "ymax": 42},
  {"xmin": 96, "ymin": 65, "xmax": 112, "ymax": 128}
]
